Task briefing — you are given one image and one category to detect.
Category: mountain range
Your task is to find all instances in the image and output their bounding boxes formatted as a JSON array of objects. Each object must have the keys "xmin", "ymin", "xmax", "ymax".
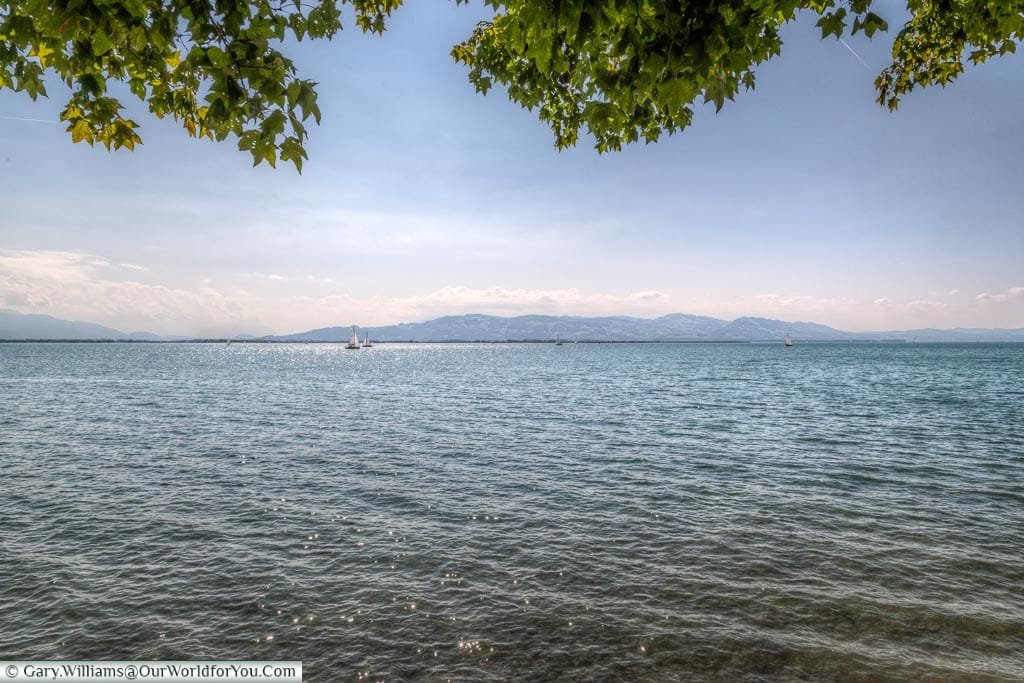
[
  {"xmin": 2, "ymin": 309, "xmax": 1023, "ymax": 343},
  {"xmin": 0, "ymin": 311, "xmax": 191, "ymax": 341},
  {"xmin": 267, "ymin": 313, "xmax": 1024, "ymax": 343}
]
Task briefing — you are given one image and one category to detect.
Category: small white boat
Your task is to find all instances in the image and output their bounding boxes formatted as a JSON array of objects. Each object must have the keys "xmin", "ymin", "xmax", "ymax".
[
  {"xmin": 555, "ymin": 334, "xmax": 563, "ymax": 346},
  {"xmin": 784, "ymin": 333, "xmax": 793, "ymax": 347},
  {"xmin": 345, "ymin": 326, "xmax": 361, "ymax": 350},
  {"xmin": 362, "ymin": 332, "xmax": 373, "ymax": 348}
]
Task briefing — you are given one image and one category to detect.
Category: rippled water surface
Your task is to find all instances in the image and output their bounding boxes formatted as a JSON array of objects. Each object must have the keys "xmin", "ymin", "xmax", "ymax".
[{"xmin": 2, "ymin": 342, "xmax": 1022, "ymax": 681}]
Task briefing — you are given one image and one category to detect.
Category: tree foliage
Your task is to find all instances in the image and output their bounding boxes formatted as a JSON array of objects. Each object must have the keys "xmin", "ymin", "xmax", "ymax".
[
  {"xmin": 454, "ymin": 0, "xmax": 1022, "ymax": 151},
  {"xmin": 0, "ymin": 0, "xmax": 401, "ymax": 171},
  {"xmin": 1, "ymin": 0, "xmax": 1020, "ymax": 169}
]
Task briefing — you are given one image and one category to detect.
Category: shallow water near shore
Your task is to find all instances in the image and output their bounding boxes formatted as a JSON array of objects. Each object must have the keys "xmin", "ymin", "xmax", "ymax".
[{"xmin": 1, "ymin": 342, "xmax": 1022, "ymax": 681}]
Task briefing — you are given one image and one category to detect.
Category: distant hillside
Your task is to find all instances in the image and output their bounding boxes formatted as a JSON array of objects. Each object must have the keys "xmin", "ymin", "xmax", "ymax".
[
  {"xmin": 878, "ymin": 327, "xmax": 1024, "ymax": 343},
  {"xmin": 0, "ymin": 310, "xmax": 131, "ymax": 340},
  {"xmin": 0, "ymin": 310, "xmax": 178, "ymax": 340},
  {"xmin": 716, "ymin": 317, "xmax": 861, "ymax": 341},
  {"xmin": 264, "ymin": 313, "xmax": 732, "ymax": 343},
  {"xmin": 266, "ymin": 314, "xmax": 1024, "ymax": 343},
  {"xmin": 269, "ymin": 313, "xmax": 860, "ymax": 343},
  {"xmin": 3, "ymin": 309, "xmax": 1021, "ymax": 343}
]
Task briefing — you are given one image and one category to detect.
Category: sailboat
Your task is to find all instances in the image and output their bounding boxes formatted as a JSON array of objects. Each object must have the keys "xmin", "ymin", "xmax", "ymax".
[
  {"xmin": 784, "ymin": 333, "xmax": 793, "ymax": 347},
  {"xmin": 362, "ymin": 332, "xmax": 373, "ymax": 348},
  {"xmin": 345, "ymin": 326, "xmax": 361, "ymax": 350},
  {"xmin": 555, "ymin": 334, "xmax": 563, "ymax": 346}
]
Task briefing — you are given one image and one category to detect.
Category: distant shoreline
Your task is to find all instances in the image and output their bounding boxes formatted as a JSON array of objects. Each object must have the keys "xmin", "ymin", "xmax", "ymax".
[
  {"xmin": 2, "ymin": 339, "xmax": 1011, "ymax": 345},
  {"xmin": 6, "ymin": 311, "xmax": 1022, "ymax": 344}
]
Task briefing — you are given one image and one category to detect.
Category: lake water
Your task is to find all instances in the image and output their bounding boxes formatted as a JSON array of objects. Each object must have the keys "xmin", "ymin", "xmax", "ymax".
[{"xmin": 1, "ymin": 342, "xmax": 1022, "ymax": 681}]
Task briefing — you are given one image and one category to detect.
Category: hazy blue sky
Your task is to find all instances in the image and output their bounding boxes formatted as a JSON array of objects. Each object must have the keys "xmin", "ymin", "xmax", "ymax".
[{"xmin": 1, "ymin": 1, "xmax": 1022, "ymax": 335}]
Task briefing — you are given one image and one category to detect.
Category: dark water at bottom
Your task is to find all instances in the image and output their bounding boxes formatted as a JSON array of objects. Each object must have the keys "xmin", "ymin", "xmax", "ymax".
[{"xmin": 1, "ymin": 342, "xmax": 1022, "ymax": 680}]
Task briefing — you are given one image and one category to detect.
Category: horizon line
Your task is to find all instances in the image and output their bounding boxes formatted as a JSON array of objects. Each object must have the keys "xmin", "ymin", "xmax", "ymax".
[{"xmin": 3, "ymin": 308, "xmax": 1024, "ymax": 340}]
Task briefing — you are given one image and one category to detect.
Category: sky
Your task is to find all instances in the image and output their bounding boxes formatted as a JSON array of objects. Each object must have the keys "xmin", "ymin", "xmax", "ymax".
[{"xmin": 1, "ymin": 1, "xmax": 1023, "ymax": 336}]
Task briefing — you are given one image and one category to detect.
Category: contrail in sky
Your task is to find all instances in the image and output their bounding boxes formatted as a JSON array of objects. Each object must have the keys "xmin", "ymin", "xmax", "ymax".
[
  {"xmin": 838, "ymin": 38, "xmax": 870, "ymax": 68},
  {"xmin": 0, "ymin": 115, "xmax": 60, "ymax": 124}
]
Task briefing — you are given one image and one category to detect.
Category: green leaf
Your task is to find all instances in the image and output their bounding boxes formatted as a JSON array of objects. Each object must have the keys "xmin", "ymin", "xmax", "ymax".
[
  {"xmin": 859, "ymin": 12, "xmax": 888, "ymax": 38},
  {"xmin": 659, "ymin": 77, "xmax": 697, "ymax": 112},
  {"xmin": 817, "ymin": 9, "xmax": 847, "ymax": 39},
  {"xmin": 289, "ymin": 13, "xmax": 307, "ymax": 41},
  {"xmin": 207, "ymin": 46, "xmax": 228, "ymax": 67},
  {"xmin": 92, "ymin": 30, "xmax": 114, "ymax": 56},
  {"xmin": 525, "ymin": 30, "xmax": 554, "ymax": 71},
  {"xmin": 71, "ymin": 119, "xmax": 92, "ymax": 144}
]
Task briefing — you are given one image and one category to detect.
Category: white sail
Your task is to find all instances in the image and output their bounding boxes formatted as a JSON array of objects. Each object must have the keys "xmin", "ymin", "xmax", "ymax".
[{"xmin": 346, "ymin": 325, "xmax": 360, "ymax": 349}]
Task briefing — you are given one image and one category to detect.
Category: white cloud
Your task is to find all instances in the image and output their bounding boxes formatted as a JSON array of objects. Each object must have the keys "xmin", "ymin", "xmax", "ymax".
[
  {"xmin": 4, "ymin": 249, "xmax": 1022, "ymax": 335},
  {"xmin": 0, "ymin": 250, "xmax": 676, "ymax": 334},
  {"xmin": 249, "ymin": 287, "xmax": 676, "ymax": 331},
  {"xmin": 702, "ymin": 291, "xmax": 969, "ymax": 331},
  {"xmin": 976, "ymin": 287, "xmax": 1024, "ymax": 303},
  {"xmin": 386, "ymin": 286, "xmax": 672, "ymax": 320},
  {"xmin": 0, "ymin": 250, "xmax": 261, "ymax": 335},
  {"xmin": 737, "ymin": 293, "xmax": 858, "ymax": 314}
]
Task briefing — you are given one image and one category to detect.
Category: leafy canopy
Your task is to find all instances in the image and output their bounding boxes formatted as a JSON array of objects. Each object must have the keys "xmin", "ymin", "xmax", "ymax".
[{"xmin": 1, "ymin": 0, "xmax": 1020, "ymax": 170}]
